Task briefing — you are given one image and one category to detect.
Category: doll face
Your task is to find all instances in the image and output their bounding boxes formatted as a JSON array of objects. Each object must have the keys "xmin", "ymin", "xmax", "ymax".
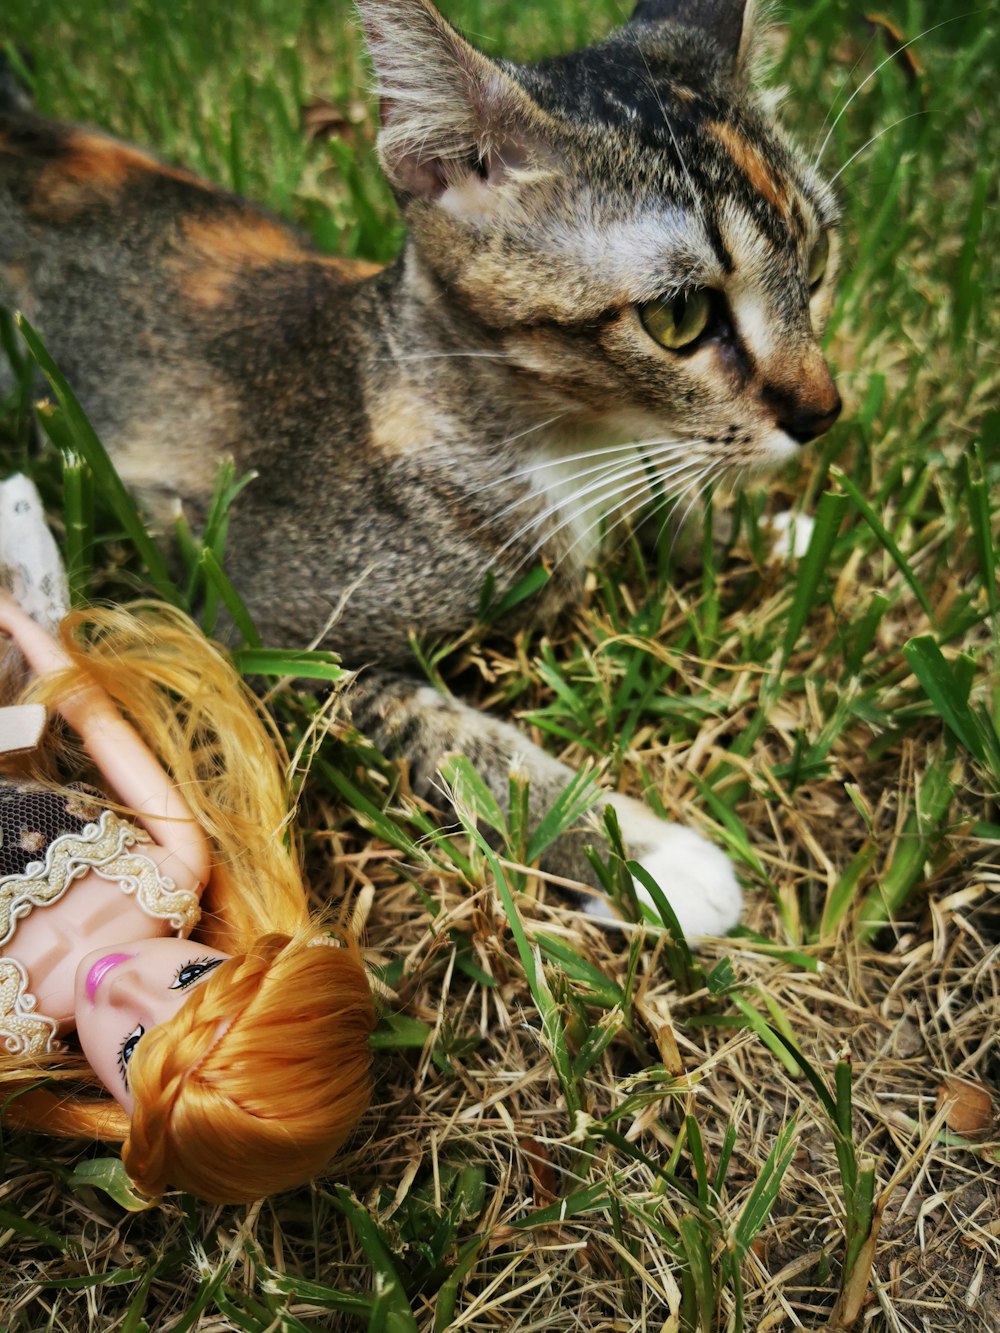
[{"xmin": 74, "ymin": 938, "xmax": 232, "ymax": 1114}]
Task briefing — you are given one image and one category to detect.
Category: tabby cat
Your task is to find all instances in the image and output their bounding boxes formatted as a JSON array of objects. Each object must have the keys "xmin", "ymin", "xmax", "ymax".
[{"xmin": 0, "ymin": 0, "xmax": 841, "ymax": 938}]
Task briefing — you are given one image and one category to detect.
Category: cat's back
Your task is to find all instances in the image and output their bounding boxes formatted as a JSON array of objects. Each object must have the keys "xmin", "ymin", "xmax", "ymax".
[
  {"xmin": 0, "ymin": 108, "xmax": 394, "ymax": 552},
  {"xmin": 0, "ymin": 110, "xmax": 385, "ymax": 487},
  {"xmin": 0, "ymin": 110, "xmax": 381, "ymax": 299}
]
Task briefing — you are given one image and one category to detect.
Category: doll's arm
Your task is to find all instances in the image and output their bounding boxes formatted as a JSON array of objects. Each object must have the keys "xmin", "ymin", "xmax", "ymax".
[{"xmin": 0, "ymin": 591, "xmax": 211, "ymax": 889}]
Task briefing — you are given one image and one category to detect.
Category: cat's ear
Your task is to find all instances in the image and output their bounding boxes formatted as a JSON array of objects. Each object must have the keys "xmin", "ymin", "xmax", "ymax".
[
  {"xmin": 629, "ymin": 0, "xmax": 757, "ymax": 73},
  {"xmin": 356, "ymin": 0, "xmax": 551, "ymax": 206}
]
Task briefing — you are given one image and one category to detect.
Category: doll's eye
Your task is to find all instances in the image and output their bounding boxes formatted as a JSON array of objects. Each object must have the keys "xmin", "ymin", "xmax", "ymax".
[
  {"xmin": 117, "ymin": 1023, "xmax": 145, "ymax": 1088},
  {"xmin": 170, "ymin": 956, "xmax": 225, "ymax": 991}
]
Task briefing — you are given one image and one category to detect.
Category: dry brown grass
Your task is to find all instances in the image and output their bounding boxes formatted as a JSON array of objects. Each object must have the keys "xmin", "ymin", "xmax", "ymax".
[{"xmin": 1, "ymin": 0, "xmax": 998, "ymax": 1329}]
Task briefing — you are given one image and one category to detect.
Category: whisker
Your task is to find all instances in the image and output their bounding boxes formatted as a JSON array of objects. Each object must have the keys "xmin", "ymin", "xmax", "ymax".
[
  {"xmin": 477, "ymin": 438, "xmax": 694, "ymax": 531},
  {"xmin": 474, "ymin": 452, "xmax": 640, "ymax": 541},
  {"xmin": 377, "ymin": 350, "xmax": 520, "ymax": 364},
  {"xmin": 521, "ymin": 458, "xmax": 707, "ymax": 572},
  {"xmin": 809, "ymin": 29, "xmax": 879, "ymax": 165},
  {"xmin": 667, "ymin": 468, "xmax": 721, "ymax": 562},
  {"xmin": 598, "ymin": 481, "xmax": 691, "ymax": 572},
  {"xmin": 467, "ymin": 433, "xmax": 692, "ymax": 495},
  {"xmin": 827, "ymin": 113, "xmax": 929, "ymax": 186},
  {"xmin": 472, "ymin": 412, "xmax": 572, "ymax": 464},
  {"xmin": 552, "ymin": 462, "xmax": 712, "ymax": 575},
  {"xmin": 495, "ymin": 446, "xmax": 705, "ymax": 558},
  {"xmin": 480, "ymin": 440, "xmax": 688, "ymax": 541},
  {"xmin": 626, "ymin": 20, "xmax": 703, "ymax": 219},
  {"xmin": 814, "ymin": 15, "xmax": 970, "ymax": 167},
  {"xmin": 493, "ymin": 455, "xmax": 659, "ymax": 557}
]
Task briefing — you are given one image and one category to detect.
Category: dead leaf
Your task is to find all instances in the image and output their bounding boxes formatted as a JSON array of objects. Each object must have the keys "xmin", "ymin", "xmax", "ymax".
[
  {"xmin": 862, "ymin": 14, "xmax": 923, "ymax": 89},
  {"xmin": 936, "ymin": 1076, "xmax": 995, "ymax": 1139}
]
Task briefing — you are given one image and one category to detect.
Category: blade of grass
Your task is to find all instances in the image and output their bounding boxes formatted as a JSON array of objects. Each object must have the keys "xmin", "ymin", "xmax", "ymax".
[
  {"xmin": 60, "ymin": 451, "xmax": 94, "ymax": 607},
  {"xmin": 780, "ymin": 490, "xmax": 849, "ymax": 668},
  {"xmin": 232, "ymin": 646, "xmax": 343, "ymax": 683},
  {"xmin": 733, "ymin": 1117, "xmax": 798, "ymax": 1258},
  {"xmin": 199, "ymin": 549, "xmax": 262, "ymax": 647},
  {"xmin": 834, "ymin": 469, "xmax": 936, "ymax": 623},
  {"xmin": 329, "ymin": 1188, "xmax": 418, "ymax": 1332},
  {"xmin": 857, "ymin": 747, "xmax": 959, "ymax": 940},
  {"xmin": 19, "ymin": 316, "xmax": 182, "ymax": 605}
]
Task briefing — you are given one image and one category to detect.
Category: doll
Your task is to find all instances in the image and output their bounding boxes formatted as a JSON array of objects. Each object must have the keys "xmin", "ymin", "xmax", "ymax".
[{"xmin": 0, "ymin": 564, "xmax": 376, "ymax": 1204}]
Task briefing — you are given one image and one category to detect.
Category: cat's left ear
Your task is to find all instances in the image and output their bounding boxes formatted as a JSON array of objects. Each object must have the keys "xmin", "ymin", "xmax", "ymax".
[
  {"xmin": 630, "ymin": 0, "xmax": 758, "ymax": 75},
  {"xmin": 356, "ymin": 0, "xmax": 553, "ymax": 210}
]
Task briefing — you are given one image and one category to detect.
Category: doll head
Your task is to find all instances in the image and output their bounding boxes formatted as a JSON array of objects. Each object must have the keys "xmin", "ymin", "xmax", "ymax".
[
  {"xmin": 74, "ymin": 937, "xmax": 237, "ymax": 1113},
  {"xmin": 122, "ymin": 930, "xmax": 375, "ymax": 1203},
  {"xmin": 11, "ymin": 929, "xmax": 375, "ymax": 1203}
]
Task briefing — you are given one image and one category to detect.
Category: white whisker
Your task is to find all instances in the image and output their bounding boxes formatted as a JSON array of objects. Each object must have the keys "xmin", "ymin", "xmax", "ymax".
[
  {"xmin": 669, "ymin": 469, "xmax": 725, "ymax": 557},
  {"xmin": 481, "ymin": 441, "xmax": 679, "ymax": 538},
  {"xmin": 494, "ymin": 454, "xmax": 657, "ymax": 556},
  {"xmin": 377, "ymin": 350, "xmax": 520, "ymax": 364},
  {"xmin": 467, "ymin": 433, "xmax": 692, "ymax": 495},
  {"xmin": 814, "ymin": 16, "xmax": 969, "ymax": 167},
  {"xmin": 599, "ymin": 478, "xmax": 694, "ymax": 571},
  {"xmin": 810, "ymin": 29, "xmax": 879, "ymax": 165},
  {"xmin": 495, "ymin": 445, "xmax": 706, "ymax": 558},
  {"xmin": 628, "ymin": 24, "xmax": 703, "ymax": 219},
  {"xmin": 473, "ymin": 412, "xmax": 572, "ymax": 462},
  {"xmin": 521, "ymin": 457, "xmax": 707, "ymax": 572},
  {"xmin": 473, "ymin": 451, "xmax": 633, "ymax": 539},
  {"xmin": 827, "ymin": 113, "xmax": 929, "ymax": 186},
  {"xmin": 552, "ymin": 462, "xmax": 712, "ymax": 575},
  {"xmin": 478, "ymin": 438, "xmax": 694, "ymax": 531}
]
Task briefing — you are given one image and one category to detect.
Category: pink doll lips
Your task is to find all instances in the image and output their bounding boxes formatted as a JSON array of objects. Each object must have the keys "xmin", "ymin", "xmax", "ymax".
[{"xmin": 85, "ymin": 953, "xmax": 135, "ymax": 1004}]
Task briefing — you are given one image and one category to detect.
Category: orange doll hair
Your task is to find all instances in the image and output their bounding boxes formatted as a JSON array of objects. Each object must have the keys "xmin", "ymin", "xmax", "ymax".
[{"xmin": 0, "ymin": 603, "xmax": 376, "ymax": 1203}]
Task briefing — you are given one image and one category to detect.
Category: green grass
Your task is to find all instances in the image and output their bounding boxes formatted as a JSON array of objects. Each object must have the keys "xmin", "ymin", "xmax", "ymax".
[{"xmin": 1, "ymin": 1, "xmax": 999, "ymax": 1329}]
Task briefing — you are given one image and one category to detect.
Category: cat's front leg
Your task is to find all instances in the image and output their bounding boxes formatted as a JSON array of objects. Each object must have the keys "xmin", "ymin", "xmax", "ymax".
[{"xmin": 347, "ymin": 671, "xmax": 742, "ymax": 942}]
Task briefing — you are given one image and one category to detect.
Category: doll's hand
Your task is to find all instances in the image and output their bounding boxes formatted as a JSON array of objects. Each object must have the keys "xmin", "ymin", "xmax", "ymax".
[{"xmin": 0, "ymin": 588, "xmax": 74, "ymax": 680}]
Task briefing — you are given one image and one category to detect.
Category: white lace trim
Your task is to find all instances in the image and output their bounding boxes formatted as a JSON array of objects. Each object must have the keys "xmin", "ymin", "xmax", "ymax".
[{"xmin": 0, "ymin": 808, "xmax": 202, "ymax": 1057}]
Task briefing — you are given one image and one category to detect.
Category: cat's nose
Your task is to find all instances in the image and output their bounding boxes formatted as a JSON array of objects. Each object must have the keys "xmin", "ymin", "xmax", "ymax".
[
  {"xmin": 763, "ymin": 355, "xmax": 842, "ymax": 446},
  {"xmin": 777, "ymin": 391, "xmax": 842, "ymax": 445}
]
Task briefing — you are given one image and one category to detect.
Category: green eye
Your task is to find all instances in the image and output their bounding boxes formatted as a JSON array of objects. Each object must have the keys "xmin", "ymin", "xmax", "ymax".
[
  {"xmin": 808, "ymin": 231, "xmax": 830, "ymax": 291},
  {"xmin": 639, "ymin": 289, "xmax": 712, "ymax": 351}
]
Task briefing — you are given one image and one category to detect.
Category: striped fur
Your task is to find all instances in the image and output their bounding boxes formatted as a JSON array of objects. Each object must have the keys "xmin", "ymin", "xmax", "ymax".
[{"xmin": 0, "ymin": 1, "xmax": 843, "ymax": 935}]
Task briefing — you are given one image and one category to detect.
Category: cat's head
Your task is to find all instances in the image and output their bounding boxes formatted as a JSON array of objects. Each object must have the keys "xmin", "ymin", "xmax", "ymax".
[{"xmin": 357, "ymin": 0, "xmax": 841, "ymax": 482}]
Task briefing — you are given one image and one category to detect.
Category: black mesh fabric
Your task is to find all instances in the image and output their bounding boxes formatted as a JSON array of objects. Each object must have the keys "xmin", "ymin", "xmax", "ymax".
[{"xmin": 0, "ymin": 781, "xmax": 106, "ymax": 879}]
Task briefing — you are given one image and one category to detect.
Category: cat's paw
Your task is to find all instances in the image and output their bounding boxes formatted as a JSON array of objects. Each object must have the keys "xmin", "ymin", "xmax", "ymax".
[
  {"xmin": 767, "ymin": 508, "xmax": 815, "ymax": 562},
  {"xmin": 584, "ymin": 793, "xmax": 743, "ymax": 942}
]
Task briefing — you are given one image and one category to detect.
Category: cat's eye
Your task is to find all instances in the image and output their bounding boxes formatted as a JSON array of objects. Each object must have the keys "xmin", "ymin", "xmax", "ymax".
[
  {"xmin": 639, "ymin": 289, "xmax": 712, "ymax": 351},
  {"xmin": 808, "ymin": 232, "xmax": 830, "ymax": 292}
]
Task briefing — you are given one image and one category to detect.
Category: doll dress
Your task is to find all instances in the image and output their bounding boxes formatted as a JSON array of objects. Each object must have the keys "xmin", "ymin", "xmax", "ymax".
[{"xmin": 0, "ymin": 779, "xmax": 201, "ymax": 1058}]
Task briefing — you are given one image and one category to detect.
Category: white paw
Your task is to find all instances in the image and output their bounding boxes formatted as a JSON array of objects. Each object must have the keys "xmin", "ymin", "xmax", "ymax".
[
  {"xmin": 584, "ymin": 794, "xmax": 743, "ymax": 942},
  {"xmin": 767, "ymin": 508, "xmax": 815, "ymax": 562}
]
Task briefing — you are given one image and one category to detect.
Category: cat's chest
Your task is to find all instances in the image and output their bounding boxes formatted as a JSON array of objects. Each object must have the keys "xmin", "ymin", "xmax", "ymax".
[
  {"xmin": 514, "ymin": 423, "xmax": 656, "ymax": 571},
  {"xmin": 518, "ymin": 450, "xmax": 607, "ymax": 569}
]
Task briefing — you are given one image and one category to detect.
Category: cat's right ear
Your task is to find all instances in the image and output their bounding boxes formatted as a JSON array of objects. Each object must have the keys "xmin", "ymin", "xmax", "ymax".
[{"xmin": 355, "ymin": 0, "xmax": 552, "ymax": 210}]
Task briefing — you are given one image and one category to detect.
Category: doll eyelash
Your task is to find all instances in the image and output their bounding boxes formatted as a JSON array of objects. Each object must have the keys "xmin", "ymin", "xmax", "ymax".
[
  {"xmin": 169, "ymin": 956, "xmax": 225, "ymax": 991},
  {"xmin": 117, "ymin": 1024, "xmax": 145, "ymax": 1090}
]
